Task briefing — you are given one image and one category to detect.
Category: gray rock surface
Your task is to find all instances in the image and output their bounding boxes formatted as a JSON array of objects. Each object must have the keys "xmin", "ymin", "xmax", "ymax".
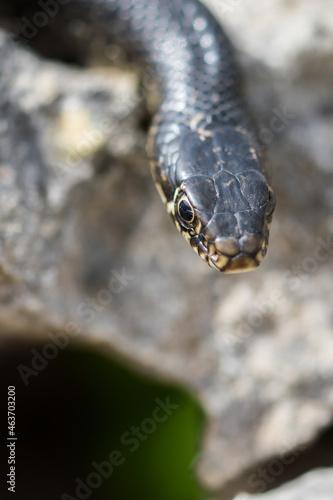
[
  {"xmin": 1, "ymin": 0, "xmax": 333, "ymax": 496},
  {"xmin": 233, "ymin": 468, "xmax": 333, "ymax": 500}
]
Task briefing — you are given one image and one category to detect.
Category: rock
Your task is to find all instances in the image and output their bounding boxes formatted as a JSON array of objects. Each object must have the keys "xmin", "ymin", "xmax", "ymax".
[
  {"xmin": 0, "ymin": 27, "xmax": 143, "ymax": 334},
  {"xmin": 0, "ymin": 0, "xmax": 333, "ymax": 496},
  {"xmin": 233, "ymin": 468, "xmax": 333, "ymax": 500}
]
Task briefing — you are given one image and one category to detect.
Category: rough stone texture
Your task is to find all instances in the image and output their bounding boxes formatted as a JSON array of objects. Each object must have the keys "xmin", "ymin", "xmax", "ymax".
[
  {"xmin": 233, "ymin": 468, "xmax": 333, "ymax": 500},
  {"xmin": 1, "ymin": 0, "xmax": 333, "ymax": 496}
]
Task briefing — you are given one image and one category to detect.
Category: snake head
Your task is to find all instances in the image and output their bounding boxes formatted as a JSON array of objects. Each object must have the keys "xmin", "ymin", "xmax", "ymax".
[{"xmin": 169, "ymin": 127, "xmax": 275, "ymax": 273}]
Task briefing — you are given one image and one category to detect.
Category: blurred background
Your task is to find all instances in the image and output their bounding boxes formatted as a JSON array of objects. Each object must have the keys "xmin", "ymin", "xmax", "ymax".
[{"xmin": 0, "ymin": 0, "xmax": 333, "ymax": 499}]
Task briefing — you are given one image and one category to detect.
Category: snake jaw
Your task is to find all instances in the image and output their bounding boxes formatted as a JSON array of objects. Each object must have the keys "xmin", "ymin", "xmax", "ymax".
[
  {"xmin": 188, "ymin": 230, "xmax": 269, "ymax": 273},
  {"xmin": 172, "ymin": 211, "xmax": 272, "ymax": 272},
  {"xmin": 207, "ymin": 246, "xmax": 263, "ymax": 273}
]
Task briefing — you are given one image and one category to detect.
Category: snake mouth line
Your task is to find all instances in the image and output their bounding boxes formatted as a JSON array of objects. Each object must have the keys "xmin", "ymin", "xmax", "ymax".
[
  {"xmin": 209, "ymin": 252, "xmax": 262, "ymax": 273},
  {"xmin": 191, "ymin": 234, "xmax": 267, "ymax": 273}
]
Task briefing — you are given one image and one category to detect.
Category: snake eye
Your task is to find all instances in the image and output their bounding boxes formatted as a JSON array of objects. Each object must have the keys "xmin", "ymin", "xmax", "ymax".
[
  {"xmin": 266, "ymin": 187, "xmax": 276, "ymax": 216},
  {"xmin": 176, "ymin": 195, "xmax": 195, "ymax": 226}
]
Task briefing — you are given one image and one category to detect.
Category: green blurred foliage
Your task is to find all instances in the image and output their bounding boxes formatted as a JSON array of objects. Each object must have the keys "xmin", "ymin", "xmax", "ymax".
[
  {"xmin": 1, "ymin": 341, "xmax": 205, "ymax": 500},
  {"xmin": 68, "ymin": 345, "xmax": 205, "ymax": 500}
]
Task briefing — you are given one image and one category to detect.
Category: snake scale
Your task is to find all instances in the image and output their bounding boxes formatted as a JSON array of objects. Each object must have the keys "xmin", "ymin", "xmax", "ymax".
[{"xmin": 13, "ymin": 0, "xmax": 276, "ymax": 273}]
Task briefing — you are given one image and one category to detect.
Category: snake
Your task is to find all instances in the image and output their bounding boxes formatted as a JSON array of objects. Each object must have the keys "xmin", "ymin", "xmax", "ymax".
[{"xmin": 12, "ymin": 0, "xmax": 276, "ymax": 273}]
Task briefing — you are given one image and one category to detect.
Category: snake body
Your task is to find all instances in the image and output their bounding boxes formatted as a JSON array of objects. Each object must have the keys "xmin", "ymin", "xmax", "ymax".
[{"xmin": 28, "ymin": 0, "xmax": 276, "ymax": 272}]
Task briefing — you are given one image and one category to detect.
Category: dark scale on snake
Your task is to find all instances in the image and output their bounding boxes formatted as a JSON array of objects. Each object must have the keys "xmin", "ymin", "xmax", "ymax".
[{"xmin": 13, "ymin": 0, "xmax": 276, "ymax": 272}]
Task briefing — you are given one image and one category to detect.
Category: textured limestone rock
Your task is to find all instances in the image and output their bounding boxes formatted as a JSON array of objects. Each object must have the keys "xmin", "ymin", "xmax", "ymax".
[
  {"xmin": 1, "ymin": 0, "xmax": 333, "ymax": 496},
  {"xmin": 233, "ymin": 468, "xmax": 333, "ymax": 500}
]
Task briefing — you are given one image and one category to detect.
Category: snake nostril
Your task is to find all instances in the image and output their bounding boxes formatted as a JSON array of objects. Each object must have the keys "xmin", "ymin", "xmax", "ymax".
[{"xmin": 239, "ymin": 234, "xmax": 263, "ymax": 255}]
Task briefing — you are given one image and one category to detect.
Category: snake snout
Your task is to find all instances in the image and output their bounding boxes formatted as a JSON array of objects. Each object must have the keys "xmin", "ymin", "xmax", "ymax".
[
  {"xmin": 239, "ymin": 234, "xmax": 265, "ymax": 256},
  {"xmin": 204, "ymin": 233, "xmax": 267, "ymax": 273},
  {"xmin": 214, "ymin": 236, "xmax": 240, "ymax": 256},
  {"xmin": 213, "ymin": 234, "xmax": 263, "ymax": 257}
]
